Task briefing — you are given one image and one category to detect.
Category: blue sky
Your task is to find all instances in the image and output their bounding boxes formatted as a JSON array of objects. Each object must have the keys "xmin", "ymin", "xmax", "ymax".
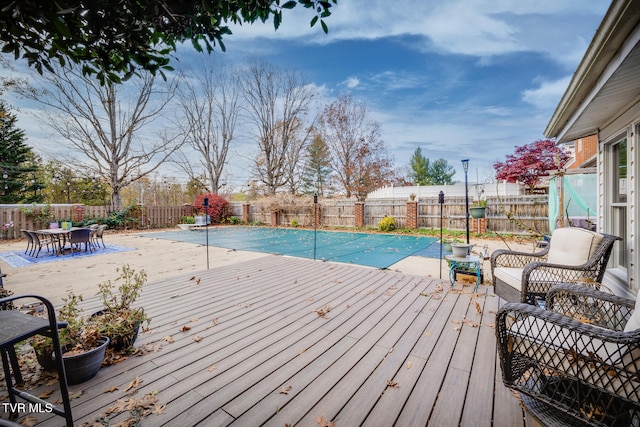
[{"xmin": 3, "ymin": 0, "xmax": 612, "ymax": 190}]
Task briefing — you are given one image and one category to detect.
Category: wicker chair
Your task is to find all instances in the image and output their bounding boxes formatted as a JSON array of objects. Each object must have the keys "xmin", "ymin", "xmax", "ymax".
[
  {"xmin": 491, "ymin": 227, "xmax": 620, "ymax": 304},
  {"xmin": 496, "ymin": 283, "xmax": 640, "ymax": 426}
]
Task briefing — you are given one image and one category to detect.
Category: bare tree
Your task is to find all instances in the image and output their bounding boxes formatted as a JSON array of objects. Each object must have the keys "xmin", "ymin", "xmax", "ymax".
[
  {"xmin": 18, "ymin": 65, "xmax": 182, "ymax": 209},
  {"xmin": 317, "ymin": 94, "xmax": 394, "ymax": 200},
  {"xmin": 242, "ymin": 61, "xmax": 314, "ymax": 195},
  {"xmin": 176, "ymin": 62, "xmax": 242, "ymax": 194}
]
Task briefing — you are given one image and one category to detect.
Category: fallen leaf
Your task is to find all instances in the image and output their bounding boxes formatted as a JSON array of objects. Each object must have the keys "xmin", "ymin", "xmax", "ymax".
[
  {"xmin": 316, "ymin": 415, "xmax": 335, "ymax": 427},
  {"xmin": 213, "ymin": 318, "xmax": 219, "ymax": 326},
  {"xmin": 207, "ymin": 365, "xmax": 217, "ymax": 372},
  {"xmin": 190, "ymin": 276, "xmax": 195, "ymax": 281},
  {"xmin": 192, "ymin": 335, "xmax": 203, "ymax": 343},
  {"xmin": 279, "ymin": 385, "xmax": 292, "ymax": 394},
  {"xmin": 299, "ymin": 348, "xmax": 307, "ymax": 355},
  {"xmin": 180, "ymin": 325, "xmax": 191, "ymax": 332},
  {"xmin": 38, "ymin": 390, "xmax": 53, "ymax": 399},
  {"xmin": 406, "ymin": 361, "xmax": 413, "ymax": 369},
  {"xmin": 196, "ymin": 278, "xmax": 201, "ymax": 284},
  {"xmin": 386, "ymin": 380, "xmax": 399, "ymax": 388},
  {"xmin": 190, "ymin": 318, "xmax": 199, "ymax": 322},
  {"xmin": 69, "ymin": 390, "xmax": 84, "ymax": 399},
  {"xmin": 104, "ymin": 386, "xmax": 119, "ymax": 393},
  {"xmin": 19, "ymin": 415, "xmax": 38, "ymax": 427},
  {"xmin": 124, "ymin": 377, "xmax": 142, "ymax": 393},
  {"xmin": 474, "ymin": 301, "xmax": 482, "ymax": 314},
  {"xmin": 163, "ymin": 335, "xmax": 175, "ymax": 343}
]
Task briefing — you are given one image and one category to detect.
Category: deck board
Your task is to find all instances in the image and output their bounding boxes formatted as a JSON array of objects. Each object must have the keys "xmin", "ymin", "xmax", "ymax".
[{"xmin": 2, "ymin": 255, "xmax": 526, "ymax": 426}]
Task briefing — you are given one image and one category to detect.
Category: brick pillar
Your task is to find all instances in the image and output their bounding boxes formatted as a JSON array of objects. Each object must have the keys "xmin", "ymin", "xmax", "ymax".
[
  {"xmin": 472, "ymin": 217, "xmax": 486, "ymax": 233},
  {"xmin": 271, "ymin": 211, "xmax": 279, "ymax": 226},
  {"xmin": 72, "ymin": 204, "xmax": 85, "ymax": 222},
  {"xmin": 406, "ymin": 201, "xmax": 418, "ymax": 229},
  {"xmin": 354, "ymin": 202, "xmax": 365, "ymax": 228},
  {"xmin": 242, "ymin": 204, "xmax": 250, "ymax": 223}
]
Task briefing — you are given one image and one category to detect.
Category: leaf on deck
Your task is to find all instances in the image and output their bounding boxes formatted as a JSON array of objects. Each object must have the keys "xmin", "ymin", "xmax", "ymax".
[
  {"xmin": 279, "ymin": 385, "xmax": 292, "ymax": 394},
  {"xmin": 180, "ymin": 325, "xmax": 191, "ymax": 332},
  {"xmin": 124, "ymin": 377, "xmax": 142, "ymax": 393},
  {"xmin": 192, "ymin": 335, "xmax": 203, "ymax": 343},
  {"xmin": 104, "ymin": 386, "xmax": 119, "ymax": 393}
]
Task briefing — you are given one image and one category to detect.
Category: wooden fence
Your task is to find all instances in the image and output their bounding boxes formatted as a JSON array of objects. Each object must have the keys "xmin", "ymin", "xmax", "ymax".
[{"xmin": 0, "ymin": 195, "xmax": 550, "ymax": 240}]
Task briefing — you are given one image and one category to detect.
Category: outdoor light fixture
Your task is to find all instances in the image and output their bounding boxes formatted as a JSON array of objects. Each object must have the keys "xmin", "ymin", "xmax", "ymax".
[{"xmin": 461, "ymin": 159, "xmax": 470, "ymax": 244}]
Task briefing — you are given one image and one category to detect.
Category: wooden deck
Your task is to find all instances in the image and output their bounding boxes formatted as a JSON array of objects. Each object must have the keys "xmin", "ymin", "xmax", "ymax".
[{"xmin": 5, "ymin": 255, "xmax": 528, "ymax": 426}]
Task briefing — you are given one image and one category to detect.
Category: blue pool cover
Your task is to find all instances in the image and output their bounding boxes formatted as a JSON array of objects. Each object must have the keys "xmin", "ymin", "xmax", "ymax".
[{"xmin": 142, "ymin": 226, "xmax": 440, "ymax": 269}]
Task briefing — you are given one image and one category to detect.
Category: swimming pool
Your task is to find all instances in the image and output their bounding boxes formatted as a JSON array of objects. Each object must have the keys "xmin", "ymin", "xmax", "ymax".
[{"xmin": 142, "ymin": 226, "xmax": 440, "ymax": 269}]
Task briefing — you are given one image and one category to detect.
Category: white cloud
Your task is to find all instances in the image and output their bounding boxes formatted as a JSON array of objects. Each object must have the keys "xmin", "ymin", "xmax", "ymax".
[
  {"xmin": 522, "ymin": 76, "xmax": 571, "ymax": 110},
  {"xmin": 344, "ymin": 77, "xmax": 360, "ymax": 88}
]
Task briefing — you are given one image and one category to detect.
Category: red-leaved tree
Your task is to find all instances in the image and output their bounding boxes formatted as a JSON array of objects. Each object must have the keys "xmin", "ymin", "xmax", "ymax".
[
  {"xmin": 194, "ymin": 193, "xmax": 229, "ymax": 224},
  {"xmin": 493, "ymin": 139, "xmax": 569, "ymax": 190}
]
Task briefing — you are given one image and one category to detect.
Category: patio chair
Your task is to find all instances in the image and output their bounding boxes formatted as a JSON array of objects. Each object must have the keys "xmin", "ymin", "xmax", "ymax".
[
  {"xmin": 69, "ymin": 228, "xmax": 92, "ymax": 253},
  {"xmin": 0, "ymin": 294, "xmax": 73, "ymax": 426},
  {"xmin": 93, "ymin": 224, "xmax": 107, "ymax": 248},
  {"xmin": 496, "ymin": 283, "xmax": 640, "ymax": 426},
  {"xmin": 490, "ymin": 227, "xmax": 620, "ymax": 305},
  {"xmin": 25, "ymin": 230, "xmax": 47, "ymax": 258},
  {"xmin": 20, "ymin": 229, "xmax": 33, "ymax": 255}
]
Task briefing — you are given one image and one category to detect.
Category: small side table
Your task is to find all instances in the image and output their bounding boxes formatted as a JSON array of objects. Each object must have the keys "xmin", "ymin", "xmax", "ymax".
[{"xmin": 445, "ymin": 255, "xmax": 483, "ymax": 292}]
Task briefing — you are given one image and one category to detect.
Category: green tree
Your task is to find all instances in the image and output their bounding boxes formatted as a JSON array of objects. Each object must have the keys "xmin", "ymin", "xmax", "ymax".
[
  {"xmin": 301, "ymin": 134, "xmax": 332, "ymax": 196},
  {"xmin": 428, "ymin": 158, "xmax": 456, "ymax": 185},
  {"xmin": 410, "ymin": 148, "xmax": 430, "ymax": 185},
  {"xmin": 0, "ymin": 1, "xmax": 336, "ymax": 84},
  {"xmin": 0, "ymin": 101, "xmax": 35, "ymax": 203}
]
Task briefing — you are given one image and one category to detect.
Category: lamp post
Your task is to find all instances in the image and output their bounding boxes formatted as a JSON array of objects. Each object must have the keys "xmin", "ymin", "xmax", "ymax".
[{"xmin": 461, "ymin": 159, "xmax": 470, "ymax": 244}]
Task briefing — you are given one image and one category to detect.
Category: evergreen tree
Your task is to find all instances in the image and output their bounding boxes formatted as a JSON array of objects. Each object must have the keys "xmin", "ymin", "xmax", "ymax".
[
  {"xmin": 301, "ymin": 134, "xmax": 332, "ymax": 196},
  {"xmin": 0, "ymin": 101, "xmax": 35, "ymax": 203},
  {"xmin": 428, "ymin": 158, "xmax": 456, "ymax": 185},
  {"xmin": 410, "ymin": 147, "xmax": 430, "ymax": 185}
]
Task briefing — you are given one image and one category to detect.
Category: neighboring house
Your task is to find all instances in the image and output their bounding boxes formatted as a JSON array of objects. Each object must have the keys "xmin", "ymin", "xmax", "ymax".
[
  {"xmin": 564, "ymin": 134, "xmax": 598, "ymax": 169},
  {"xmin": 545, "ymin": 0, "xmax": 640, "ymax": 296}
]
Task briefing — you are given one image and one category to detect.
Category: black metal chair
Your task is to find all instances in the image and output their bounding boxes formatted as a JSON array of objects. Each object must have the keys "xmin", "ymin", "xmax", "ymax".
[
  {"xmin": 0, "ymin": 295, "xmax": 73, "ymax": 426},
  {"xmin": 69, "ymin": 228, "xmax": 92, "ymax": 253},
  {"xmin": 491, "ymin": 227, "xmax": 620, "ymax": 305},
  {"xmin": 496, "ymin": 283, "xmax": 640, "ymax": 426}
]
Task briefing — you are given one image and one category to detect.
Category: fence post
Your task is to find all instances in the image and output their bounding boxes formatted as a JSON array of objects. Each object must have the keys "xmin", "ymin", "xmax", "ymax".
[
  {"xmin": 354, "ymin": 202, "xmax": 365, "ymax": 228},
  {"xmin": 242, "ymin": 204, "xmax": 250, "ymax": 223},
  {"xmin": 406, "ymin": 201, "xmax": 418, "ymax": 229}
]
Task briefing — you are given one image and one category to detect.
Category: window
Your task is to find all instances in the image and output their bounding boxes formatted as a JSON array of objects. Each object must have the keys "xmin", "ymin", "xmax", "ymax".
[{"xmin": 609, "ymin": 138, "xmax": 627, "ymax": 269}]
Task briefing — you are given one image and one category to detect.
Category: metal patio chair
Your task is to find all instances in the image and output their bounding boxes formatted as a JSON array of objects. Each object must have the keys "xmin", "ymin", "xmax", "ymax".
[
  {"xmin": 491, "ymin": 227, "xmax": 620, "ymax": 305},
  {"xmin": 0, "ymin": 294, "xmax": 73, "ymax": 426},
  {"xmin": 496, "ymin": 283, "xmax": 640, "ymax": 426}
]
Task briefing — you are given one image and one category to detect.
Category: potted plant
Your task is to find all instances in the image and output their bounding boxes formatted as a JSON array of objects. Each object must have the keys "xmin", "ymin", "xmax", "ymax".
[
  {"xmin": 441, "ymin": 239, "xmax": 453, "ymax": 253},
  {"xmin": 451, "ymin": 242, "xmax": 474, "ymax": 257},
  {"xmin": 469, "ymin": 199, "xmax": 486, "ymax": 219},
  {"xmin": 31, "ymin": 292, "xmax": 110, "ymax": 384},
  {"xmin": 177, "ymin": 215, "xmax": 195, "ymax": 230},
  {"xmin": 90, "ymin": 264, "xmax": 150, "ymax": 351}
]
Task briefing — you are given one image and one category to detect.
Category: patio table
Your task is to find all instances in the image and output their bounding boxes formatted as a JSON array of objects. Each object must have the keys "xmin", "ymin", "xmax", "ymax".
[
  {"xmin": 36, "ymin": 228, "xmax": 87, "ymax": 256},
  {"xmin": 445, "ymin": 254, "xmax": 483, "ymax": 292}
]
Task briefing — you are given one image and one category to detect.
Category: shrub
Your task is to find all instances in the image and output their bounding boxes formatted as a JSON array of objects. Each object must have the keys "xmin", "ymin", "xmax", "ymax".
[
  {"xmin": 291, "ymin": 219, "xmax": 299, "ymax": 227},
  {"xmin": 227, "ymin": 216, "xmax": 242, "ymax": 225},
  {"xmin": 181, "ymin": 216, "xmax": 195, "ymax": 224},
  {"xmin": 194, "ymin": 193, "xmax": 229, "ymax": 224},
  {"xmin": 378, "ymin": 216, "xmax": 396, "ymax": 232}
]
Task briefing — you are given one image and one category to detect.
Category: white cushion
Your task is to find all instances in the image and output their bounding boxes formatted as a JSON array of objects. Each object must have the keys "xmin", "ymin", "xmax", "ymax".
[
  {"xmin": 624, "ymin": 290, "xmax": 640, "ymax": 332},
  {"xmin": 494, "ymin": 267, "xmax": 565, "ymax": 291},
  {"xmin": 494, "ymin": 267, "xmax": 523, "ymax": 290},
  {"xmin": 546, "ymin": 228, "xmax": 604, "ymax": 266}
]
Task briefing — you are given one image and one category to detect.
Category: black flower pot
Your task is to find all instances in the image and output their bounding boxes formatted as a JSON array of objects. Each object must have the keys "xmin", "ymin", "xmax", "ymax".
[{"xmin": 59, "ymin": 336, "xmax": 109, "ymax": 385}]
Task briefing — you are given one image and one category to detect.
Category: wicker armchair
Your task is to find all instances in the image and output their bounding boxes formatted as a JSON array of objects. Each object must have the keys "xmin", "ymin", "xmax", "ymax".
[
  {"xmin": 496, "ymin": 283, "xmax": 640, "ymax": 426},
  {"xmin": 491, "ymin": 227, "xmax": 620, "ymax": 304}
]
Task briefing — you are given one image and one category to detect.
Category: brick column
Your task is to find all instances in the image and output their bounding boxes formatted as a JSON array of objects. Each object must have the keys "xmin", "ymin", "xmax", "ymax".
[
  {"xmin": 472, "ymin": 218, "xmax": 486, "ymax": 234},
  {"xmin": 242, "ymin": 204, "xmax": 250, "ymax": 223},
  {"xmin": 72, "ymin": 204, "xmax": 85, "ymax": 223},
  {"xmin": 406, "ymin": 201, "xmax": 418, "ymax": 229},
  {"xmin": 354, "ymin": 202, "xmax": 365, "ymax": 228},
  {"xmin": 271, "ymin": 211, "xmax": 279, "ymax": 226}
]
